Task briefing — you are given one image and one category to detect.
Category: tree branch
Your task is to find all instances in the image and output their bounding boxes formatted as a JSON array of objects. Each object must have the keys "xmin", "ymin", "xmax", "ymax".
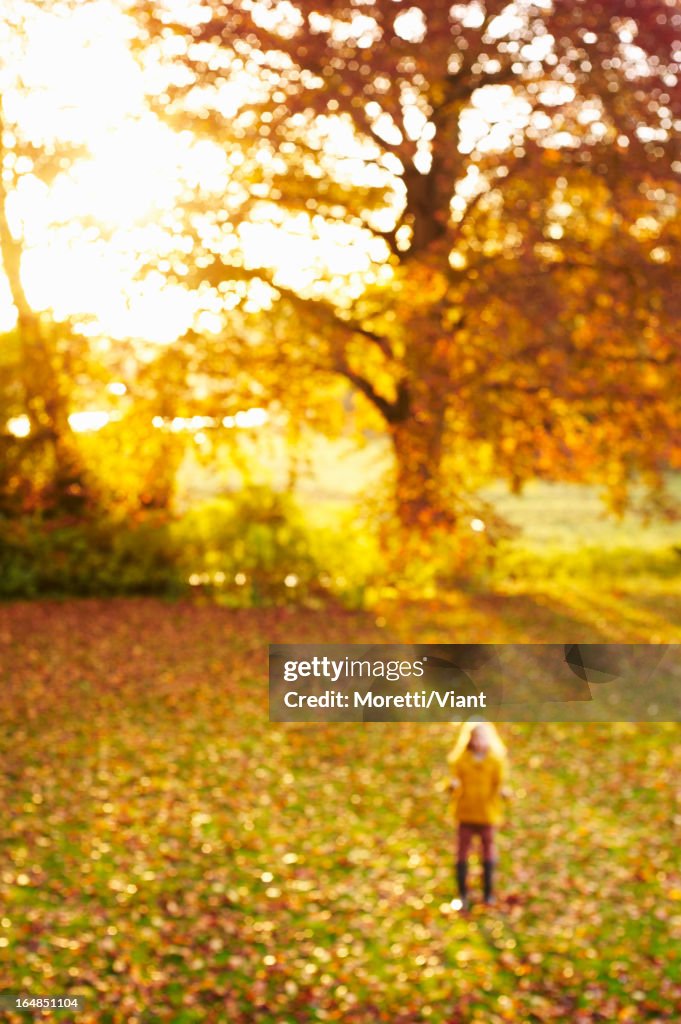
[{"xmin": 333, "ymin": 354, "xmax": 409, "ymax": 424}]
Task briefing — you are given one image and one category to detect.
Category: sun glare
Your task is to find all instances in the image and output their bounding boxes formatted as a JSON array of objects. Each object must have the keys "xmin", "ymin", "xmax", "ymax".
[
  {"xmin": 1, "ymin": 0, "xmax": 238, "ymax": 343},
  {"xmin": 1, "ymin": 0, "xmax": 528, "ymax": 350}
]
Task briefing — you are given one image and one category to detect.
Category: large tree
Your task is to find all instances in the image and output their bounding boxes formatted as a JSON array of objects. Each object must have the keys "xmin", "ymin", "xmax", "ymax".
[
  {"xmin": 0, "ymin": 1, "xmax": 94, "ymax": 514},
  {"xmin": 136, "ymin": 0, "xmax": 681, "ymax": 528}
]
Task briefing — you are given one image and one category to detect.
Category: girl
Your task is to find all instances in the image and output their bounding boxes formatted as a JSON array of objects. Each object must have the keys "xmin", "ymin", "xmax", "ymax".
[{"xmin": 447, "ymin": 721, "xmax": 507, "ymax": 909}]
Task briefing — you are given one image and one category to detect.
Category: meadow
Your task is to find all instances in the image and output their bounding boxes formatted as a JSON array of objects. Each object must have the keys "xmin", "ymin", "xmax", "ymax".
[{"xmin": 1, "ymin": 589, "xmax": 679, "ymax": 1024}]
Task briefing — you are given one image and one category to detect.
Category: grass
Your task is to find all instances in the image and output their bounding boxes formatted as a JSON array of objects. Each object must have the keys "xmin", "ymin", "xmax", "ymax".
[
  {"xmin": 481, "ymin": 476, "xmax": 681, "ymax": 552},
  {"xmin": 0, "ymin": 595, "xmax": 679, "ymax": 1023}
]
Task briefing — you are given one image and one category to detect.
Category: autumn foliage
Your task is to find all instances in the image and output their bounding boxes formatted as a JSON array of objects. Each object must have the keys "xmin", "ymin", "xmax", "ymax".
[{"xmin": 135, "ymin": 0, "xmax": 681, "ymax": 529}]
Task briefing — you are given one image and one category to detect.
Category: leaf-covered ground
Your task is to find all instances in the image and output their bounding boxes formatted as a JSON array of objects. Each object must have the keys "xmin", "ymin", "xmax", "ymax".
[{"xmin": 0, "ymin": 595, "xmax": 680, "ymax": 1023}]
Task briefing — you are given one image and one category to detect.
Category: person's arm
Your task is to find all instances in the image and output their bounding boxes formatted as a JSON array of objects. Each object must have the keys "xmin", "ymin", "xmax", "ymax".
[
  {"xmin": 448, "ymin": 751, "xmax": 463, "ymax": 793},
  {"xmin": 498, "ymin": 756, "xmax": 511, "ymax": 800}
]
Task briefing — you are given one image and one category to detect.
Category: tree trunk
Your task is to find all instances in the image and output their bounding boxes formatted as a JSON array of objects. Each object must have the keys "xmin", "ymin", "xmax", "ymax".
[
  {"xmin": 0, "ymin": 125, "xmax": 91, "ymax": 516},
  {"xmin": 390, "ymin": 395, "xmax": 451, "ymax": 530},
  {"xmin": 16, "ymin": 322, "xmax": 90, "ymax": 515}
]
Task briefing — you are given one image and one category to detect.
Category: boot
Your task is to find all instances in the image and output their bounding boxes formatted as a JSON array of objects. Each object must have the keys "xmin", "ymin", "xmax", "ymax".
[
  {"xmin": 483, "ymin": 859, "xmax": 496, "ymax": 904},
  {"xmin": 456, "ymin": 860, "xmax": 469, "ymax": 909}
]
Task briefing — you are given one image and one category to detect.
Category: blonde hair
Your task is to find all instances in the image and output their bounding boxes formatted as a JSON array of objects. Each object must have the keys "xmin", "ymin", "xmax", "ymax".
[{"xmin": 447, "ymin": 721, "xmax": 507, "ymax": 764}]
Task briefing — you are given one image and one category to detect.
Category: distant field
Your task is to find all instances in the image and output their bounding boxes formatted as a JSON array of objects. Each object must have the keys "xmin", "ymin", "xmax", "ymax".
[{"xmin": 481, "ymin": 476, "xmax": 681, "ymax": 552}]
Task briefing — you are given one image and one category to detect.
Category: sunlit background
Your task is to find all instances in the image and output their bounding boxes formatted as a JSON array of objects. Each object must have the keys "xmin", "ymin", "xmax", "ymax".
[{"xmin": 1, "ymin": 1, "xmax": 217, "ymax": 342}]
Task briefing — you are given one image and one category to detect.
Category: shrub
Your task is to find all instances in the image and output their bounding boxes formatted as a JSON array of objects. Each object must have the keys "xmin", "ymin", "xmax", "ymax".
[
  {"xmin": 175, "ymin": 487, "xmax": 339, "ymax": 606},
  {"xmin": 0, "ymin": 488, "xmax": 370, "ymax": 604},
  {"xmin": 0, "ymin": 514, "xmax": 180, "ymax": 598}
]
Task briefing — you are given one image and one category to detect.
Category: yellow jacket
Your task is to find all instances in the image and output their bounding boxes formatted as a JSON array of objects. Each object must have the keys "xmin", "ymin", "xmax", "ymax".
[{"xmin": 449, "ymin": 748, "xmax": 506, "ymax": 825}]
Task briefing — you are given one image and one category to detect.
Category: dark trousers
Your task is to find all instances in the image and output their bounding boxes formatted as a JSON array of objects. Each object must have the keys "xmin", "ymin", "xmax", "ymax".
[
  {"xmin": 456, "ymin": 823, "xmax": 497, "ymax": 901},
  {"xmin": 457, "ymin": 823, "xmax": 496, "ymax": 861}
]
